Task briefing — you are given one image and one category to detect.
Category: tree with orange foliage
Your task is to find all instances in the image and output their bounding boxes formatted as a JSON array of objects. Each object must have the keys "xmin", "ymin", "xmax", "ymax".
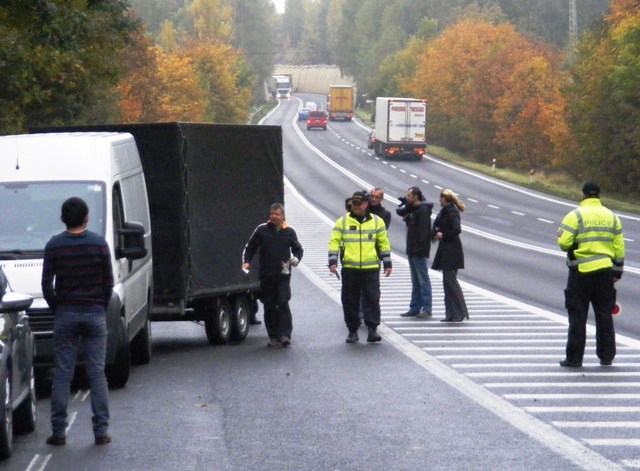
[
  {"xmin": 404, "ymin": 20, "xmax": 571, "ymax": 171},
  {"xmin": 186, "ymin": 41, "xmax": 252, "ymax": 123},
  {"xmin": 116, "ymin": 33, "xmax": 207, "ymax": 122}
]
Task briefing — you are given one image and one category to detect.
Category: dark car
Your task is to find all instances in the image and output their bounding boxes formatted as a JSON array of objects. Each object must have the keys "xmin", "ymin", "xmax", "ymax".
[
  {"xmin": 0, "ymin": 267, "xmax": 35, "ymax": 459},
  {"xmin": 367, "ymin": 130, "xmax": 376, "ymax": 149},
  {"xmin": 307, "ymin": 110, "xmax": 328, "ymax": 130}
]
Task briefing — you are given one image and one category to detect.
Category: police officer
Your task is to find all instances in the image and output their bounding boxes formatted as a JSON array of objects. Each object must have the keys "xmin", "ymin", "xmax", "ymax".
[
  {"xmin": 557, "ymin": 182, "xmax": 625, "ymax": 367},
  {"xmin": 329, "ymin": 191, "xmax": 392, "ymax": 343}
]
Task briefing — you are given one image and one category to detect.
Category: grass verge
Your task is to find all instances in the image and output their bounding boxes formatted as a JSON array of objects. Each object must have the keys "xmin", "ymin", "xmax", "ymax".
[{"xmin": 355, "ymin": 110, "xmax": 639, "ymax": 214}]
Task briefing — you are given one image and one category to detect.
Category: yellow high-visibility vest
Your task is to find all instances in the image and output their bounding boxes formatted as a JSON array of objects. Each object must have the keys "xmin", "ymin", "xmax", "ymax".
[
  {"xmin": 557, "ymin": 198, "xmax": 625, "ymax": 275},
  {"xmin": 329, "ymin": 213, "xmax": 391, "ymax": 270}
]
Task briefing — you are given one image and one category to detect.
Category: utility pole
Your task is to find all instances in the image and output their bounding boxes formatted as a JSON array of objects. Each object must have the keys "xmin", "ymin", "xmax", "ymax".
[{"xmin": 569, "ymin": 0, "xmax": 578, "ymax": 55}]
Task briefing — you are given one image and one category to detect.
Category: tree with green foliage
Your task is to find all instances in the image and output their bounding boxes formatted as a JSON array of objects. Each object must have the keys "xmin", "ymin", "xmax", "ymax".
[
  {"xmin": 567, "ymin": 0, "xmax": 640, "ymax": 195},
  {"xmin": 0, "ymin": 0, "xmax": 140, "ymax": 134}
]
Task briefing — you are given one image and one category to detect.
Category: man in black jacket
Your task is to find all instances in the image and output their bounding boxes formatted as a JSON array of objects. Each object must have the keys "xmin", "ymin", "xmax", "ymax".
[
  {"xmin": 369, "ymin": 187, "xmax": 391, "ymax": 229},
  {"xmin": 243, "ymin": 203, "xmax": 304, "ymax": 348},
  {"xmin": 396, "ymin": 187, "xmax": 434, "ymax": 318}
]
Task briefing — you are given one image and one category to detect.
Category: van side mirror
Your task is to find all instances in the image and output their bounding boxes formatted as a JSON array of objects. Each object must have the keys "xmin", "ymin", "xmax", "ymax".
[
  {"xmin": 116, "ymin": 221, "xmax": 148, "ymax": 260},
  {"xmin": 0, "ymin": 292, "xmax": 34, "ymax": 313}
]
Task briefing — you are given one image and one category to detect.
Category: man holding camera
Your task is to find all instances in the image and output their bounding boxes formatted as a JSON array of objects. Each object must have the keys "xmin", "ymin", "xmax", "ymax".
[
  {"xmin": 329, "ymin": 191, "xmax": 392, "ymax": 343},
  {"xmin": 243, "ymin": 203, "xmax": 304, "ymax": 348},
  {"xmin": 396, "ymin": 186, "xmax": 434, "ymax": 319}
]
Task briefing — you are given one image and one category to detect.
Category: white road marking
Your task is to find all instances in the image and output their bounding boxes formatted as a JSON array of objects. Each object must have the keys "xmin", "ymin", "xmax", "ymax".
[{"xmin": 285, "ymin": 177, "xmax": 624, "ymax": 471}]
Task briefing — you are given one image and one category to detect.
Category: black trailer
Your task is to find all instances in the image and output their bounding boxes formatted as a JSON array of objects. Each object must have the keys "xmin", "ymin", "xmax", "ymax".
[{"xmin": 43, "ymin": 122, "xmax": 283, "ymax": 345}]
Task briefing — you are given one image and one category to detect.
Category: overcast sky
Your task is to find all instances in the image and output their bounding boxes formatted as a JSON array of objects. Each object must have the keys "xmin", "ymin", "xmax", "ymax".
[{"xmin": 272, "ymin": 0, "xmax": 284, "ymax": 14}]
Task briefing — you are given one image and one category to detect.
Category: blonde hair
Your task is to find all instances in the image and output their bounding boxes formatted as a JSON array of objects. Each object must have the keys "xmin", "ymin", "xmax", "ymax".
[{"xmin": 440, "ymin": 189, "xmax": 465, "ymax": 212}]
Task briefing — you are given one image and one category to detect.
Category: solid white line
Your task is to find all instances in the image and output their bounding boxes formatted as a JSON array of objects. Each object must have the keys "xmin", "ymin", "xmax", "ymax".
[
  {"xmin": 468, "ymin": 372, "xmax": 640, "ymax": 377},
  {"xmin": 287, "ymin": 120, "xmax": 640, "ymax": 274},
  {"xmin": 553, "ymin": 421, "xmax": 640, "ymax": 428},
  {"xmin": 286, "ymin": 179, "xmax": 622, "ymax": 471},
  {"xmin": 486, "ymin": 382, "xmax": 640, "ymax": 388},
  {"xmin": 586, "ymin": 439, "xmax": 640, "ymax": 446},
  {"xmin": 429, "ymin": 156, "xmax": 640, "ymax": 222},
  {"xmin": 526, "ymin": 406, "xmax": 640, "ymax": 413},
  {"xmin": 506, "ymin": 393, "xmax": 640, "ymax": 399}
]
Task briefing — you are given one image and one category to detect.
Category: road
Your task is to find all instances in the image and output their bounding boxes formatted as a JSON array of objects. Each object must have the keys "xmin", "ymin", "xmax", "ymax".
[
  {"xmin": 283, "ymin": 93, "xmax": 639, "ymax": 339},
  {"xmin": 6, "ymin": 96, "xmax": 639, "ymax": 470}
]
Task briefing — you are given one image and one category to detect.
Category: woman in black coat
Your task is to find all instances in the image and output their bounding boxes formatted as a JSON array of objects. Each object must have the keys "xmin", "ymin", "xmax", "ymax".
[{"xmin": 432, "ymin": 189, "xmax": 469, "ymax": 322}]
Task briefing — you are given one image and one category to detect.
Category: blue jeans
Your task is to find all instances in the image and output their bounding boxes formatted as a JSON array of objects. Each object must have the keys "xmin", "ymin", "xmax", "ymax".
[
  {"xmin": 408, "ymin": 256, "xmax": 432, "ymax": 314},
  {"xmin": 51, "ymin": 309, "xmax": 109, "ymax": 437}
]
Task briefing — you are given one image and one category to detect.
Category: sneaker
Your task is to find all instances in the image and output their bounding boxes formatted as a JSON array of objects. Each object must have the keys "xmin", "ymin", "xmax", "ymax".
[
  {"xmin": 400, "ymin": 311, "xmax": 418, "ymax": 317},
  {"xmin": 95, "ymin": 435, "xmax": 112, "ymax": 446},
  {"xmin": 559, "ymin": 359, "xmax": 582, "ymax": 367},
  {"xmin": 250, "ymin": 317, "xmax": 262, "ymax": 325},
  {"xmin": 280, "ymin": 336, "xmax": 291, "ymax": 347},
  {"xmin": 46, "ymin": 435, "xmax": 66, "ymax": 446},
  {"xmin": 600, "ymin": 359, "xmax": 613, "ymax": 366},
  {"xmin": 267, "ymin": 338, "xmax": 282, "ymax": 348},
  {"xmin": 367, "ymin": 328, "xmax": 382, "ymax": 343},
  {"xmin": 346, "ymin": 331, "xmax": 359, "ymax": 343},
  {"xmin": 416, "ymin": 310, "xmax": 432, "ymax": 319}
]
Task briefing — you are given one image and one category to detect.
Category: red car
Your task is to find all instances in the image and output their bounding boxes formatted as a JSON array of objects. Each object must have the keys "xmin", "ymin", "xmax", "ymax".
[{"xmin": 307, "ymin": 111, "xmax": 327, "ymax": 130}]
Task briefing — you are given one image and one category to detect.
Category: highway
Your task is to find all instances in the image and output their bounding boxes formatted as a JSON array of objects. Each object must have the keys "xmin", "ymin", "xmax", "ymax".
[{"xmin": 278, "ymin": 93, "xmax": 639, "ymax": 339}]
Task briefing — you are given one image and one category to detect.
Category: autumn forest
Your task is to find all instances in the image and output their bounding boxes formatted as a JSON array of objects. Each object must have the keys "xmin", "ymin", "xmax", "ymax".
[{"xmin": 0, "ymin": 0, "xmax": 638, "ymax": 195}]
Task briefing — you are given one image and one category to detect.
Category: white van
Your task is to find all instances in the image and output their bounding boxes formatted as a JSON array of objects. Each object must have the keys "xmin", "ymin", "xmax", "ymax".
[{"xmin": 0, "ymin": 132, "xmax": 152, "ymax": 388}]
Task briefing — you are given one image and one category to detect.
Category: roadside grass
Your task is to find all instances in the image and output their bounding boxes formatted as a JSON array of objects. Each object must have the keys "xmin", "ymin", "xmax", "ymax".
[{"xmin": 355, "ymin": 110, "xmax": 639, "ymax": 215}]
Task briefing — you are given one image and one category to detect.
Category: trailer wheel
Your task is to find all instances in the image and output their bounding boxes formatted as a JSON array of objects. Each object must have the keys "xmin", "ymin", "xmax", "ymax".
[
  {"xmin": 106, "ymin": 317, "xmax": 130, "ymax": 389},
  {"xmin": 230, "ymin": 297, "xmax": 250, "ymax": 341},
  {"xmin": 205, "ymin": 299, "xmax": 231, "ymax": 345}
]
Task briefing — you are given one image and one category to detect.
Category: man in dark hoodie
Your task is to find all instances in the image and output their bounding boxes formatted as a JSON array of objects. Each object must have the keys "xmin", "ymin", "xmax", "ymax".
[
  {"xmin": 243, "ymin": 203, "xmax": 304, "ymax": 348},
  {"xmin": 369, "ymin": 187, "xmax": 391, "ymax": 229},
  {"xmin": 396, "ymin": 186, "xmax": 434, "ymax": 318}
]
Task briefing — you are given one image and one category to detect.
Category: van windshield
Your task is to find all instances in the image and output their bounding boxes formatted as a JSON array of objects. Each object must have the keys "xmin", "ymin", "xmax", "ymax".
[{"xmin": 0, "ymin": 181, "xmax": 106, "ymax": 253}]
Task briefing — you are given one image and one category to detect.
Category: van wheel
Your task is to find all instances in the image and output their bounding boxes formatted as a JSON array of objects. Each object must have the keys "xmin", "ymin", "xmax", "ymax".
[
  {"xmin": 0, "ymin": 376, "xmax": 13, "ymax": 459},
  {"xmin": 205, "ymin": 299, "xmax": 231, "ymax": 345},
  {"xmin": 131, "ymin": 315, "xmax": 152, "ymax": 365},
  {"xmin": 230, "ymin": 298, "xmax": 250, "ymax": 341},
  {"xmin": 106, "ymin": 317, "xmax": 130, "ymax": 389},
  {"xmin": 14, "ymin": 366, "xmax": 36, "ymax": 434}
]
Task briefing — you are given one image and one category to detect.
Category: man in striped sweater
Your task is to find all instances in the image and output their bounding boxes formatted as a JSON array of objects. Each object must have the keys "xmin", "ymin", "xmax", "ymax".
[{"xmin": 41, "ymin": 197, "xmax": 114, "ymax": 446}]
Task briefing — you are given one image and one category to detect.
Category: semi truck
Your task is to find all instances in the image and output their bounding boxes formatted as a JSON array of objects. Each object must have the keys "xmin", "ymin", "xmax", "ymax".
[
  {"xmin": 327, "ymin": 85, "xmax": 354, "ymax": 121},
  {"xmin": 5, "ymin": 122, "xmax": 283, "ymax": 386},
  {"xmin": 374, "ymin": 97, "xmax": 427, "ymax": 160}
]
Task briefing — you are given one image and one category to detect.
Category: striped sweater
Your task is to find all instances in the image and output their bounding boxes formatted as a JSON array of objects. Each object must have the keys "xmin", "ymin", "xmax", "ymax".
[{"xmin": 41, "ymin": 230, "xmax": 114, "ymax": 312}]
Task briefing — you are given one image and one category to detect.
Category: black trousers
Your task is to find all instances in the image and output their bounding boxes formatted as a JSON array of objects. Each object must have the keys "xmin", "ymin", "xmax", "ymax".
[
  {"xmin": 260, "ymin": 274, "xmax": 293, "ymax": 340},
  {"xmin": 564, "ymin": 268, "xmax": 616, "ymax": 364},
  {"xmin": 341, "ymin": 268, "xmax": 380, "ymax": 332},
  {"xmin": 442, "ymin": 269, "xmax": 468, "ymax": 321}
]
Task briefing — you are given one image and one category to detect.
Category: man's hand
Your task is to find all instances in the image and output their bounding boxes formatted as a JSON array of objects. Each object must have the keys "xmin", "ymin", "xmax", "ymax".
[
  {"xmin": 384, "ymin": 267, "xmax": 392, "ymax": 277},
  {"xmin": 242, "ymin": 262, "xmax": 250, "ymax": 272}
]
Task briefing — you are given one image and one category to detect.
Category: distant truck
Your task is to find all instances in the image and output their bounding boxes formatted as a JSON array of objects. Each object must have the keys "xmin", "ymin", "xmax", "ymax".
[
  {"xmin": 327, "ymin": 85, "xmax": 354, "ymax": 121},
  {"xmin": 374, "ymin": 97, "xmax": 427, "ymax": 160},
  {"xmin": 2, "ymin": 123, "xmax": 283, "ymax": 387},
  {"xmin": 271, "ymin": 75, "xmax": 292, "ymax": 98}
]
